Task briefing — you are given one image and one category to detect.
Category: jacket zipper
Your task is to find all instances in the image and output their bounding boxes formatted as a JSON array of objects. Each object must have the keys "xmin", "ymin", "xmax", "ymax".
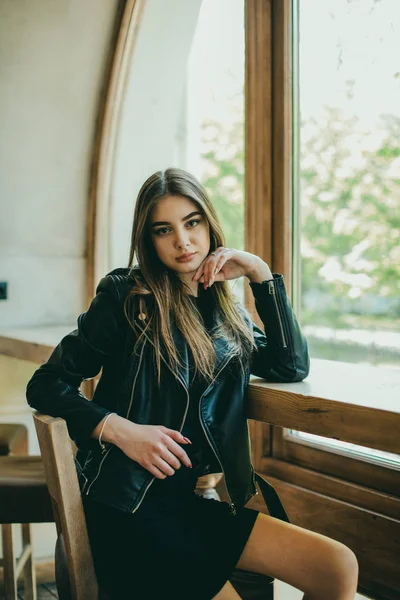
[
  {"xmin": 268, "ymin": 280, "xmax": 288, "ymax": 348},
  {"xmin": 85, "ymin": 339, "xmax": 147, "ymax": 497},
  {"xmin": 198, "ymin": 356, "xmax": 237, "ymax": 515},
  {"xmin": 130, "ymin": 329, "xmax": 236, "ymax": 514},
  {"xmin": 131, "ymin": 333, "xmax": 191, "ymax": 514},
  {"xmin": 126, "ymin": 340, "xmax": 147, "ymax": 420},
  {"xmin": 141, "ymin": 324, "xmax": 237, "ymax": 515},
  {"xmin": 85, "ymin": 446, "xmax": 113, "ymax": 495}
]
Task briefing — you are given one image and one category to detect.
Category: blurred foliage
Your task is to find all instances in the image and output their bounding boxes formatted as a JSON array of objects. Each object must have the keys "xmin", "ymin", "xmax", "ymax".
[
  {"xmin": 201, "ymin": 106, "xmax": 400, "ymax": 329},
  {"xmin": 300, "ymin": 108, "xmax": 400, "ymax": 328},
  {"xmin": 201, "ymin": 119, "xmax": 245, "ymax": 251}
]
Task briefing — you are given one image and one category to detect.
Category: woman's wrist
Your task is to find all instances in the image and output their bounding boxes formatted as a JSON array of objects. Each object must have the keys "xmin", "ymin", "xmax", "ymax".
[
  {"xmin": 246, "ymin": 259, "xmax": 273, "ymax": 283},
  {"xmin": 92, "ymin": 413, "xmax": 138, "ymax": 447}
]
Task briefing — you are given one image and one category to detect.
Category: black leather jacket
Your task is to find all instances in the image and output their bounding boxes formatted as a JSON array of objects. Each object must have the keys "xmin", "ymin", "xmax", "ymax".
[{"xmin": 26, "ymin": 268, "xmax": 309, "ymax": 517}]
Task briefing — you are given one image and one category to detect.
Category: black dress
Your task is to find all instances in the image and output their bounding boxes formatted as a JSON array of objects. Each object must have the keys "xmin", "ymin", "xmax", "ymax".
[{"xmin": 83, "ymin": 294, "xmax": 259, "ymax": 600}]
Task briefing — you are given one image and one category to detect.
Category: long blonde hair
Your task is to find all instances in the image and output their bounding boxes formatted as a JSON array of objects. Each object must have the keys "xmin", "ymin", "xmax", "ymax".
[{"xmin": 125, "ymin": 168, "xmax": 255, "ymax": 384}]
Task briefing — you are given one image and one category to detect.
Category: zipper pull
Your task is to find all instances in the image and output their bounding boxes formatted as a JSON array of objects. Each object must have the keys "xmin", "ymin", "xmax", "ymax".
[
  {"xmin": 229, "ymin": 503, "xmax": 237, "ymax": 516},
  {"xmin": 268, "ymin": 280, "xmax": 275, "ymax": 295}
]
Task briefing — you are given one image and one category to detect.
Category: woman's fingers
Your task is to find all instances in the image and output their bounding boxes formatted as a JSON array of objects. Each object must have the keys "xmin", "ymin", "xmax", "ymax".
[
  {"xmin": 200, "ymin": 251, "xmax": 231, "ymax": 287},
  {"xmin": 159, "ymin": 427, "xmax": 192, "ymax": 469},
  {"xmin": 165, "ymin": 438, "xmax": 192, "ymax": 469},
  {"xmin": 193, "ymin": 247, "xmax": 230, "ymax": 287},
  {"xmin": 153, "ymin": 456, "xmax": 176, "ymax": 477},
  {"xmin": 148, "ymin": 463, "xmax": 168, "ymax": 479},
  {"xmin": 160, "ymin": 426, "xmax": 191, "ymax": 446},
  {"xmin": 192, "ymin": 247, "xmax": 225, "ymax": 283},
  {"xmin": 214, "ymin": 251, "xmax": 230, "ymax": 276},
  {"xmin": 207, "ymin": 248, "xmax": 228, "ymax": 285},
  {"xmin": 119, "ymin": 424, "xmax": 193, "ymax": 479},
  {"xmin": 160, "ymin": 448, "xmax": 183, "ymax": 471},
  {"xmin": 210, "ymin": 252, "xmax": 231, "ymax": 285}
]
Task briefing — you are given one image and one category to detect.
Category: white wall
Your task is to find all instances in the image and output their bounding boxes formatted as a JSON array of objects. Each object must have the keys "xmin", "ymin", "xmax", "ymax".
[
  {"xmin": 0, "ymin": 0, "xmax": 208, "ymax": 563},
  {"xmin": 0, "ymin": 0, "xmax": 120, "ymax": 560},
  {"xmin": 105, "ymin": 0, "xmax": 203, "ymax": 275},
  {"xmin": 0, "ymin": 0, "xmax": 206, "ymax": 561},
  {"xmin": 0, "ymin": 0, "xmax": 120, "ymax": 329}
]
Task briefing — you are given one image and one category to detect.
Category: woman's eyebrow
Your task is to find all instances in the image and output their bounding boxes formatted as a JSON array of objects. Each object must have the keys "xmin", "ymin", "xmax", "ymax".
[{"xmin": 151, "ymin": 211, "xmax": 202, "ymax": 228}]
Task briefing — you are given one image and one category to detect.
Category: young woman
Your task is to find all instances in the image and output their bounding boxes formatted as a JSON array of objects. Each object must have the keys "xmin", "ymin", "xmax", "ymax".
[{"xmin": 27, "ymin": 168, "xmax": 358, "ymax": 600}]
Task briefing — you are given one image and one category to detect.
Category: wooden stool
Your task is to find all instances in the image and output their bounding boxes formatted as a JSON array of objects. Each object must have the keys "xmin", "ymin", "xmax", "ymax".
[
  {"xmin": 0, "ymin": 423, "xmax": 29, "ymax": 599},
  {"xmin": 0, "ymin": 423, "xmax": 28, "ymax": 457},
  {"xmin": 0, "ymin": 454, "xmax": 54, "ymax": 600}
]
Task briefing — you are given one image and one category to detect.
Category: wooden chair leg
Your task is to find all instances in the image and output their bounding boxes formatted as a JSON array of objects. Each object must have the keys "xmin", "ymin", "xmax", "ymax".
[
  {"xmin": 22, "ymin": 523, "xmax": 37, "ymax": 600},
  {"xmin": 2, "ymin": 523, "xmax": 18, "ymax": 600}
]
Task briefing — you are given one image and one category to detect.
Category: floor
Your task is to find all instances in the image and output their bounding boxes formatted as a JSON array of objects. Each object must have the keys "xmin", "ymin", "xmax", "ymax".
[
  {"xmin": 14, "ymin": 581, "xmax": 371, "ymax": 599},
  {"xmin": 275, "ymin": 581, "xmax": 369, "ymax": 599},
  {"xmin": 0, "ymin": 561, "xmax": 58, "ymax": 599},
  {"xmin": 2, "ymin": 562, "xmax": 370, "ymax": 600},
  {"xmin": 18, "ymin": 583, "xmax": 58, "ymax": 599}
]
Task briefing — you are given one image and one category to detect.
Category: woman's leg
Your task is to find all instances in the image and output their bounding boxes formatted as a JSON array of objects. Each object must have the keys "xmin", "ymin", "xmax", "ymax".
[
  {"xmin": 235, "ymin": 513, "xmax": 358, "ymax": 600},
  {"xmin": 212, "ymin": 580, "xmax": 243, "ymax": 600}
]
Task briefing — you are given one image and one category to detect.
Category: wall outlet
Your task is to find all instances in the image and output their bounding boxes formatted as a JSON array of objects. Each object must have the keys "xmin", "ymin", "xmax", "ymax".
[{"xmin": 0, "ymin": 282, "xmax": 8, "ymax": 300}]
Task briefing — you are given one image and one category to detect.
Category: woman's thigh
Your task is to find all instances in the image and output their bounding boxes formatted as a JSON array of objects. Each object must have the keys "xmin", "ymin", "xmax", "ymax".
[{"xmin": 235, "ymin": 513, "xmax": 358, "ymax": 599}]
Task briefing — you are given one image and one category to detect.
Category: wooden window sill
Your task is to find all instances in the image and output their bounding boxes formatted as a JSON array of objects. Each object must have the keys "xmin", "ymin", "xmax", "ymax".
[
  {"xmin": 0, "ymin": 326, "xmax": 75, "ymax": 364},
  {"xmin": 2, "ymin": 329, "xmax": 399, "ymax": 456},
  {"xmin": 247, "ymin": 358, "xmax": 400, "ymax": 455}
]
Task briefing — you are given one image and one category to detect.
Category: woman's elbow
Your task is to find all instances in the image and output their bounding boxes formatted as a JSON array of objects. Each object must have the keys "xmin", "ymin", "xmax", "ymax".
[
  {"xmin": 287, "ymin": 338, "xmax": 310, "ymax": 381},
  {"xmin": 270, "ymin": 348, "xmax": 310, "ymax": 383},
  {"xmin": 26, "ymin": 375, "xmax": 40, "ymax": 410},
  {"xmin": 26, "ymin": 368, "xmax": 49, "ymax": 411},
  {"xmin": 291, "ymin": 360, "xmax": 310, "ymax": 381}
]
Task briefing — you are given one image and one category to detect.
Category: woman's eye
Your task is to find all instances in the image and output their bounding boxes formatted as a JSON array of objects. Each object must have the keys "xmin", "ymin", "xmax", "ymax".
[
  {"xmin": 155, "ymin": 227, "xmax": 170, "ymax": 236},
  {"xmin": 154, "ymin": 219, "xmax": 200, "ymax": 236}
]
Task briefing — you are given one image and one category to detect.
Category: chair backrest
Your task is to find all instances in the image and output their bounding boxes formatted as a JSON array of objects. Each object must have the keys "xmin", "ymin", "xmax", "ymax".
[{"xmin": 33, "ymin": 412, "xmax": 99, "ymax": 600}]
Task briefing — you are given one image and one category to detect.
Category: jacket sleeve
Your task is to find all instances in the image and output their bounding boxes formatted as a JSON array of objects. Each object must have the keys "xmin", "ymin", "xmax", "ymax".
[
  {"xmin": 26, "ymin": 274, "xmax": 125, "ymax": 448},
  {"xmin": 249, "ymin": 274, "xmax": 310, "ymax": 382}
]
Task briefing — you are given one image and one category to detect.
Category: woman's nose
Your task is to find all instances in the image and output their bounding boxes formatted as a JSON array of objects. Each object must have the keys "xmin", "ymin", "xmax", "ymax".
[{"xmin": 175, "ymin": 230, "xmax": 190, "ymax": 249}]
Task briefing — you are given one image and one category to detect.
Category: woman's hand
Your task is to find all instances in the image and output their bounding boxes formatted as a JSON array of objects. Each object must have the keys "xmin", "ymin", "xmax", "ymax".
[
  {"xmin": 95, "ymin": 414, "xmax": 193, "ymax": 479},
  {"xmin": 192, "ymin": 247, "xmax": 273, "ymax": 288}
]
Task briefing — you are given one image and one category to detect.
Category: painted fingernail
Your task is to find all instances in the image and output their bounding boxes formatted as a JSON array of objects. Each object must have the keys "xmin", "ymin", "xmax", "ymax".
[
  {"xmin": 183, "ymin": 437, "xmax": 192, "ymax": 444},
  {"xmin": 188, "ymin": 463, "xmax": 193, "ymax": 468}
]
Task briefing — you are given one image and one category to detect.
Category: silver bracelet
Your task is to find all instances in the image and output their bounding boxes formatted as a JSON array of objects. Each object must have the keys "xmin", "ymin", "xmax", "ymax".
[{"xmin": 98, "ymin": 412, "xmax": 116, "ymax": 450}]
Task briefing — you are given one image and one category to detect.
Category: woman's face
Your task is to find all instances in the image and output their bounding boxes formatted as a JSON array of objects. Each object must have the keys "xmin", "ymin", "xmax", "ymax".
[{"xmin": 150, "ymin": 195, "xmax": 211, "ymax": 279}]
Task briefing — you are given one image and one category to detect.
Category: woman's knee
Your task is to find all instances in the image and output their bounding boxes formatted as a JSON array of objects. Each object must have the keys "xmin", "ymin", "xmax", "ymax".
[
  {"xmin": 331, "ymin": 542, "xmax": 358, "ymax": 593},
  {"xmin": 307, "ymin": 539, "xmax": 358, "ymax": 599}
]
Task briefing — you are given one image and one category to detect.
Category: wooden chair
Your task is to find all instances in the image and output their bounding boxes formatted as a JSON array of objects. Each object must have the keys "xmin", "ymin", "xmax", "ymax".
[
  {"xmin": 33, "ymin": 412, "xmax": 273, "ymax": 600},
  {"xmin": 0, "ymin": 423, "xmax": 54, "ymax": 600},
  {"xmin": 33, "ymin": 413, "xmax": 103, "ymax": 600}
]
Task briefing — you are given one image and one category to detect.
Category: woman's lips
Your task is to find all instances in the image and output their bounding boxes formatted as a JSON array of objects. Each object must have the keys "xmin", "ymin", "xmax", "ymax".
[{"xmin": 176, "ymin": 252, "xmax": 196, "ymax": 262}]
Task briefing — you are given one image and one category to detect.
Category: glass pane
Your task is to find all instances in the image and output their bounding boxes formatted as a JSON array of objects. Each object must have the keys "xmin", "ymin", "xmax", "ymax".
[
  {"xmin": 292, "ymin": 0, "xmax": 400, "ymax": 466},
  {"xmin": 184, "ymin": 0, "xmax": 245, "ymax": 301},
  {"xmin": 288, "ymin": 431, "xmax": 400, "ymax": 470}
]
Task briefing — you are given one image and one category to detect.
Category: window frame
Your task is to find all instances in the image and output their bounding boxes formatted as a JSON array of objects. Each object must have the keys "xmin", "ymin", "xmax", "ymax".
[{"xmin": 244, "ymin": 0, "xmax": 400, "ymax": 514}]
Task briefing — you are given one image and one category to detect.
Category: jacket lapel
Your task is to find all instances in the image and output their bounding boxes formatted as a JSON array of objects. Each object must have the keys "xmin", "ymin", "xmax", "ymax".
[
  {"xmin": 171, "ymin": 306, "xmax": 236, "ymax": 383},
  {"xmin": 134, "ymin": 304, "xmax": 236, "ymax": 391}
]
